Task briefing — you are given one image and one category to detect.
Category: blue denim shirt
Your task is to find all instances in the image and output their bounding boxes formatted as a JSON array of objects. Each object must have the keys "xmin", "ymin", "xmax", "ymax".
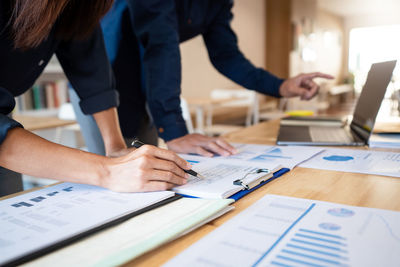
[{"xmin": 102, "ymin": 0, "xmax": 284, "ymax": 141}]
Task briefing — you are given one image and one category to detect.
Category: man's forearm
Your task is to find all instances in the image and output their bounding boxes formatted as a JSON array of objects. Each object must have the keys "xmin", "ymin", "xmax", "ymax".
[{"xmin": 93, "ymin": 107, "xmax": 127, "ymax": 156}]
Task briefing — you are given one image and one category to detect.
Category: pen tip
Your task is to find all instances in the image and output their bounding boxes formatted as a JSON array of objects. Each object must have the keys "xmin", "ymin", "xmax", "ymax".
[{"xmin": 197, "ymin": 174, "xmax": 206, "ymax": 179}]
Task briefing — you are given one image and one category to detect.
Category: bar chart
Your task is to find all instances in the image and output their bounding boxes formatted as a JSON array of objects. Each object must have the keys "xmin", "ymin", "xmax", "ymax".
[
  {"xmin": 269, "ymin": 228, "xmax": 349, "ymax": 267},
  {"xmin": 164, "ymin": 194, "xmax": 400, "ymax": 267}
]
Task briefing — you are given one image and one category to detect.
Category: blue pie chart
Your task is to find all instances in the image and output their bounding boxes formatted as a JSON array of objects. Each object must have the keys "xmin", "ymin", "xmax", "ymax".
[
  {"xmin": 328, "ymin": 208, "xmax": 355, "ymax": 217},
  {"xmin": 323, "ymin": 155, "xmax": 354, "ymax": 162},
  {"xmin": 319, "ymin": 222, "xmax": 341, "ymax": 231}
]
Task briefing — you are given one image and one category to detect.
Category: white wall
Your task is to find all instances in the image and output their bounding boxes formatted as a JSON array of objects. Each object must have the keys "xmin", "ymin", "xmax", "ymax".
[
  {"xmin": 290, "ymin": 0, "xmax": 344, "ymax": 81},
  {"xmin": 342, "ymin": 13, "xmax": 400, "ymax": 75},
  {"xmin": 180, "ymin": 0, "xmax": 267, "ymax": 99},
  {"xmin": 288, "ymin": 0, "xmax": 345, "ymax": 111},
  {"xmin": 317, "ymin": 0, "xmax": 400, "ymax": 76}
]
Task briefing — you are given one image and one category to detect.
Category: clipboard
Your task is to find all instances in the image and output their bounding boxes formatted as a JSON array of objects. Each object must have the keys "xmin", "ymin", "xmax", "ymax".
[
  {"xmin": 178, "ymin": 167, "xmax": 290, "ymax": 201},
  {"xmin": 229, "ymin": 168, "xmax": 290, "ymax": 201},
  {"xmin": 232, "ymin": 165, "xmax": 283, "ymax": 190}
]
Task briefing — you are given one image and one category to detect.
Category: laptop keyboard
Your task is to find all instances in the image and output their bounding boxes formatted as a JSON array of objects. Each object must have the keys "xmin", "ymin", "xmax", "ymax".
[{"xmin": 309, "ymin": 127, "xmax": 353, "ymax": 143}]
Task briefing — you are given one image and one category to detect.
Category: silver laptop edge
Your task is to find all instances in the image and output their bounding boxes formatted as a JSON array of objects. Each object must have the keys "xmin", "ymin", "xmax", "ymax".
[{"xmin": 277, "ymin": 60, "xmax": 397, "ymax": 146}]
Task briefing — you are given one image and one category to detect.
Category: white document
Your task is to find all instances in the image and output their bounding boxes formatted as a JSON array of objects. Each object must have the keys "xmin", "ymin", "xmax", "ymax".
[
  {"xmin": 230, "ymin": 143, "xmax": 324, "ymax": 169},
  {"xmin": 164, "ymin": 194, "xmax": 400, "ymax": 267},
  {"xmin": 172, "ymin": 144, "xmax": 323, "ymax": 199},
  {"xmin": 300, "ymin": 148, "xmax": 400, "ymax": 178},
  {"xmin": 0, "ymin": 183, "xmax": 174, "ymax": 266},
  {"xmin": 23, "ymin": 198, "xmax": 234, "ymax": 267},
  {"xmin": 173, "ymin": 154, "xmax": 282, "ymax": 199}
]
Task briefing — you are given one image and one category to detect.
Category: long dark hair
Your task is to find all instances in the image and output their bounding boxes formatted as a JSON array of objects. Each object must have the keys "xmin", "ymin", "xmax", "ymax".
[{"xmin": 11, "ymin": 0, "xmax": 113, "ymax": 49}]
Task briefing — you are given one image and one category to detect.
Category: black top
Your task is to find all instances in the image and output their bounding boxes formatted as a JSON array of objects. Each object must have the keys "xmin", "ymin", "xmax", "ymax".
[
  {"xmin": 0, "ymin": 1, "xmax": 119, "ymax": 144},
  {"xmin": 102, "ymin": 0, "xmax": 284, "ymax": 140}
]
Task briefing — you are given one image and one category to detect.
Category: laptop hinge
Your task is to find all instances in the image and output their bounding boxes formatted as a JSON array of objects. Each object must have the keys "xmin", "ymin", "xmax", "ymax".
[{"xmin": 350, "ymin": 122, "xmax": 370, "ymax": 143}]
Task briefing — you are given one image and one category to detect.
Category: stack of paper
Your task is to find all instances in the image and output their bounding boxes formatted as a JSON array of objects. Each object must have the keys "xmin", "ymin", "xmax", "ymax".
[
  {"xmin": 24, "ymin": 198, "xmax": 234, "ymax": 267},
  {"xmin": 164, "ymin": 194, "xmax": 400, "ymax": 267},
  {"xmin": 369, "ymin": 133, "xmax": 400, "ymax": 148}
]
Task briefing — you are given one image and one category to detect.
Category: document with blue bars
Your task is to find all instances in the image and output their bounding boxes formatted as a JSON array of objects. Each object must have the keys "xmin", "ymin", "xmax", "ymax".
[{"xmin": 164, "ymin": 194, "xmax": 400, "ymax": 267}]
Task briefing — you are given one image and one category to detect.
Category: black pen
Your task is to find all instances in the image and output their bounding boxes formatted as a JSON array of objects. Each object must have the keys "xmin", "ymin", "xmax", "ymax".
[{"xmin": 131, "ymin": 139, "xmax": 206, "ymax": 179}]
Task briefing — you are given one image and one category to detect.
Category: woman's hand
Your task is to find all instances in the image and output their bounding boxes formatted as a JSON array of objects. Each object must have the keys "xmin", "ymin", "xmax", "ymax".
[
  {"xmin": 166, "ymin": 133, "xmax": 237, "ymax": 157},
  {"xmin": 106, "ymin": 147, "xmax": 135, "ymax": 158},
  {"xmin": 102, "ymin": 145, "xmax": 191, "ymax": 192}
]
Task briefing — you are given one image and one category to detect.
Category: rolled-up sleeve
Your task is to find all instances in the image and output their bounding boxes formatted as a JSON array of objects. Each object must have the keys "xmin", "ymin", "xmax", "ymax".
[
  {"xmin": 127, "ymin": 0, "xmax": 188, "ymax": 141},
  {"xmin": 203, "ymin": 0, "xmax": 284, "ymax": 97},
  {"xmin": 0, "ymin": 87, "xmax": 23, "ymax": 144},
  {"xmin": 55, "ymin": 27, "xmax": 119, "ymax": 115}
]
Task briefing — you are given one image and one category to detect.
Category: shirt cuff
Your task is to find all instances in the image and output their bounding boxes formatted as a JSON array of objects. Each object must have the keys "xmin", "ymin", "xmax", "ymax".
[
  {"xmin": 154, "ymin": 113, "xmax": 189, "ymax": 142},
  {"xmin": 276, "ymin": 78, "xmax": 286, "ymax": 98},
  {"xmin": 79, "ymin": 90, "xmax": 120, "ymax": 115},
  {"xmin": 265, "ymin": 77, "xmax": 285, "ymax": 98},
  {"xmin": 0, "ymin": 115, "xmax": 23, "ymax": 145}
]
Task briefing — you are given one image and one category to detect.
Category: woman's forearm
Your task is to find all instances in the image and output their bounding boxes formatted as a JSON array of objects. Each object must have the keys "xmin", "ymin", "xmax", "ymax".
[
  {"xmin": 0, "ymin": 127, "xmax": 190, "ymax": 192},
  {"xmin": 0, "ymin": 127, "xmax": 108, "ymax": 186}
]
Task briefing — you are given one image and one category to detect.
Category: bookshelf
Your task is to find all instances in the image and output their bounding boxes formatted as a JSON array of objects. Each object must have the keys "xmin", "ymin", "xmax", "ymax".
[
  {"xmin": 14, "ymin": 80, "xmax": 69, "ymax": 115},
  {"xmin": 14, "ymin": 56, "xmax": 68, "ymax": 116},
  {"xmin": 36, "ymin": 64, "xmax": 66, "ymax": 83}
]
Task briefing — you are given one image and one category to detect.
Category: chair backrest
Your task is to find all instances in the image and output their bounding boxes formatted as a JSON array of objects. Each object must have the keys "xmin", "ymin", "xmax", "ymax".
[
  {"xmin": 210, "ymin": 89, "xmax": 255, "ymax": 107},
  {"xmin": 210, "ymin": 89, "xmax": 259, "ymax": 125},
  {"xmin": 180, "ymin": 97, "xmax": 195, "ymax": 133},
  {"xmin": 58, "ymin": 103, "xmax": 76, "ymax": 120}
]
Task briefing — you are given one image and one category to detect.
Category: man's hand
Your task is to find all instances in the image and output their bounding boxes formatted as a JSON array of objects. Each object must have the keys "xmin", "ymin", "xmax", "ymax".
[
  {"xmin": 166, "ymin": 133, "xmax": 237, "ymax": 157},
  {"xmin": 279, "ymin": 72, "xmax": 334, "ymax": 100}
]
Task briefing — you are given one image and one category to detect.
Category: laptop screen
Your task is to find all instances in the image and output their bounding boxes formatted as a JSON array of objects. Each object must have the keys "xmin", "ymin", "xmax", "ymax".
[{"xmin": 350, "ymin": 60, "xmax": 397, "ymax": 141}]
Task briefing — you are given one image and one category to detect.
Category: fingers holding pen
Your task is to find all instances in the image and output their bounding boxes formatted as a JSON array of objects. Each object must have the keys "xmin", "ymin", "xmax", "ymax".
[
  {"xmin": 147, "ymin": 169, "xmax": 187, "ymax": 186},
  {"xmin": 137, "ymin": 155, "xmax": 189, "ymax": 180},
  {"xmin": 134, "ymin": 145, "xmax": 191, "ymax": 170},
  {"xmin": 104, "ymin": 145, "xmax": 189, "ymax": 192}
]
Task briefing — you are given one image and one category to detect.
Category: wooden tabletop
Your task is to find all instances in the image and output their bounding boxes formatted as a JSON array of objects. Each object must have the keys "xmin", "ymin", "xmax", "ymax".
[
  {"xmin": 4, "ymin": 119, "xmax": 399, "ymax": 266},
  {"xmin": 13, "ymin": 115, "xmax": 76, "ymax": 131},
  {"xmin": 127, "ymin": 120, "xmax": 400, "ymax": 266}
]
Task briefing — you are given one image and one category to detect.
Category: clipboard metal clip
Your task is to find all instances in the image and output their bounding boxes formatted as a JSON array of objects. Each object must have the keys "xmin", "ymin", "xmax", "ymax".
[{"xmin": 233, "ymin": 168, "xmax": 273, "ymax": 190}]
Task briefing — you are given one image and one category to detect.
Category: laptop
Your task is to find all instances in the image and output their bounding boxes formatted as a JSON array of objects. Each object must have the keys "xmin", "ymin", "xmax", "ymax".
[{"xmin": 276, "ymin": 60, "xmax": 397, "ymax": 146}]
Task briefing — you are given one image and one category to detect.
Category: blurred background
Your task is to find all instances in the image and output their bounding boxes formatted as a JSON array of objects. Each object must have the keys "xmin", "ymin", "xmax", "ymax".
[{"xmin": 13, "ymin": 0, "xmax": 400, "ymax": 188}]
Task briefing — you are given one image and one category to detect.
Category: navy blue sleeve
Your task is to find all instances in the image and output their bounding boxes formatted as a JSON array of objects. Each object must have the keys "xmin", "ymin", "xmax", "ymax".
[
  {"xmin": 126, "ymin": 0, "xmax": 188, "ymax": 141},
  {"xmin": 0, "ymin": 87, "xmax": 23, "ymax": 145},
  {"xmin": 55, "ymin": 27, "xmax": 119, "ymax": 115},
  {"xmin": 203, "ymin": 0, "xmax": 284, "ymax": 98}
]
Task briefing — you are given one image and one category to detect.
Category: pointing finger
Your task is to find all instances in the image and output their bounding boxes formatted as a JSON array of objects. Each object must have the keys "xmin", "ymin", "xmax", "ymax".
[
  {"xmin": 300, "ymin": 72, "xmax": 334, "ymax": 80},
  {"xmin": 303, "ymin": 81, "xmax": 319, "ymax": 100}
]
